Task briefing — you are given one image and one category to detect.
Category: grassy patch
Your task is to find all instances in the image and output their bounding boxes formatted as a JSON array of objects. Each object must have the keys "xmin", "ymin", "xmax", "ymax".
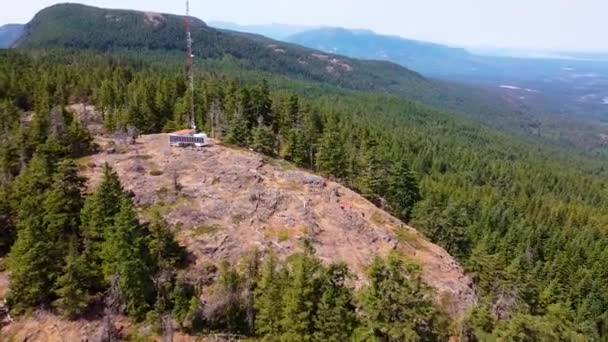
[
  {"xmin": 131, "ymin": 154, "xmax": 152, "ymax": 160},
  {"xmin": 277, "ymin": 229, "xmax": 290, "ymax": 242},
  {"xmin": 76, "ymin": 156, "xmax": 96, "ymax": 170},
  {"xmin": 394, "ymin": 227, "xmax": 423, "ymax": 249},
  {"xmin": 264, "ymin": 156, "xmax": 297, "ymax": 171},
  {"xmin": 192, "ymin": 224, "xmax": 223, "ymax": 236},
  {"xmin": 149, "ymin": 168, "xmax": 164, "ymax": 176},
  {"xmin": 265, "ymin": 227, "xmax": 291, "ymax": 242},
  {"xmin": 370, "ymin": 211, "xmax": 386, "ymax": 225},
  {"xmin": 142, "ymin": 195, "xmax": 193, "ymax": 221},
  {"xmin": 126, "ymin": 332, "xmax": 154, "ymax": 342}
]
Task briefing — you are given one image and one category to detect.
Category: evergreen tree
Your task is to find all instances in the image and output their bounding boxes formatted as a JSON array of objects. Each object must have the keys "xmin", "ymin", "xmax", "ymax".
[
  {"xmin": 0, "ymin": 184, "xmax": 15, "ymax": 255},
  {"xmin": 255, "ymin": 253, "xmax": 284, "ymax": 339},
  {"xmin": 242, "ymin": 248, "xmax": 261, "ymax": 335},
  {"xmin": 43, "ymin": 159, "xmax": 86, "ymax": 243},
  {"xmin": 357, "ymin": 254, "xmax": 448, "ymax": 341},
  {"xmin": 102, "ymin": 195, "xmax": 153, "ymax": 320},
  {"xmin": 98, "ymin": 78, "xmax": 116, "ymax": 113},
  {"xmin": 30, "ymin": 82, "xmax": 51, "ymax": 146},
  {"xmin": 147, "ymin": 211, "xmax": 184, "ymax": 273},
  {"xmin": 252, "ymin": 80, "xmax": 273, "ymax": 126},
  {"xmin": 316, "ymin": 130, "xmax": 346, "ymax": 179},
  {"xmin": 54, "ymin": 237, "xmax": 90, "ymax": 317},
  {"xmin": 251, "ymin": 123, "xmax": 276, "ymax": 155},
  {"xmin": 6, "ymin": 146, "xmax": 62, "ymax": 312},
  {"xmin": 80, "ymin": 163, "xmax": 124, "ymax": 290},
  {"xmin": 280, "ymin": 252, "xmax": 321, "ymax": 342},
  {"xmin": 357, "ymin": 143, "xmax": 386, "ymax": 201},
  {"xmin": 313, "ymin": 263, "xmax": 357, "ymax": 342},
  {"xmin": 0, "ymin": 100, "xmax": 21, "ymax": 180},
  {"xmin": 7, "ymin": 212, "xmax": 55, "ymax": 312},
  {"xmin": 225, "ymin": 108, "xmax": 250, "ymax": 146},
  {"xmin": 413, "ymin": 200, "xmax": 472, "ymax": 259},
  {"xmin": 215, "ymin": 261, "xmax": 245, "ymax": 333},
  {"xmin": 281, "ymin": 128, "xmax": 309, "ymax": 166},
  {"xmin": 386, "ymin": 159, "xmax": 421, "ymax": 222},
  {"xmin": 65, "ymin": 117, "xmax": 94, "ymax": 157},
  {"xmin": 491, "ymin": 304, "xmax": 589, "ymax": 341},
  {"xmin": 171, "ymin": 281, "xmax": 198, "ymax": 329}
]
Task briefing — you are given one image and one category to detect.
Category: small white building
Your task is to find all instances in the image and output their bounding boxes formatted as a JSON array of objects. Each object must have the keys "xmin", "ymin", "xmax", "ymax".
[{"xmin": 168, "ymin": 129, "xmax": 210, "ymax": 147}]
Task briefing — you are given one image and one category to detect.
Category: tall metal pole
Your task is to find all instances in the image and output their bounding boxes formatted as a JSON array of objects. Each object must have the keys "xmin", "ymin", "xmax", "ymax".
[{"xmin": 185, "ymin": 0, "xmax": 196, "ymax": 131}]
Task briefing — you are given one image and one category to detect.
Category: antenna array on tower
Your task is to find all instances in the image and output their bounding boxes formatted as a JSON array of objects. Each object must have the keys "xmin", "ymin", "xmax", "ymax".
[{"xmin": 185, "ymin": 0, "xmax": 196, "ymax": 131}]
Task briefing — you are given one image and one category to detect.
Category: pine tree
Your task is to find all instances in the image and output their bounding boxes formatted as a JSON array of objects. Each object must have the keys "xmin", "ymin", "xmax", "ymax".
[
  {"xmin": 279, "ymin": 94, "xmax": 300, "ymax": 133},
  {"xmin": 65, "ymin": 117, "xmax": 93, "ymax": 157},
  {"xmin": 7, "ymin": 148, "xmax": 62, "ymax": 311},
  {"xmin": 8, "ymin": 157, "xmax": 89, "ymax": 313},
  {"xmin": 216, "ymin": 261, "xmax": 245, "ymax": 333},
  {"xmin": 102, "ymin": 195, "xmax": 153, "ymax": 320},
  {"xmin": 11, "ymin": 151, "xmax": 53, "ymax": 216},
  {"xmin": 147, "ymin": 211, "xmax": 184, "ymax": 273},
  {"xmin": 313, "ymin": 263, "xmax": 357, "ymax": 342},
  {"xmin": 251, "ymin": 123, "xmax": 276, "ymax": 155},
  {"xmin": 30, "ymin": 82, "xmax": 51, "ymax": 146},
  {"xmin": 225, "ymin": 108, "xmax": 250, "ymax": 146},
  {"xmin": 357, "ymin": 143, "xmax": 386, "ymax": 201},
  {"xmin": 54, "ymin": 237, "xmax": 90, "ymax": 317},
  {"xmin": 252, "ymin": 80, "xmax": 273, "ymax": 126},
  {"xmin": 316, "ymin": 130, "xmax": 346, "ymax": 179},
  {"xmin": 43, "ymin": 159, "xmax": 86, "ymax": 242},
  {"xmin": 386, "ymin": 159, "xmax": 421, "ymax": 222},
  {"xmin": 280, "ymin": 252, "xmax": 321, "ymax": 342},
  {"xmin": 37, "ymin": 159, "xmax": 87, "ymax": 291},
  {"xmin": 0, "ymin": 184, "xmax": 15, "ymax": 255},
  {"xmin": 0, "ymin": 100, "xmax": 20, "ymax": 180},
  {"xmin": 281, "ymin": 128, "xmax": 309, "ymax": 166},
  {"xmin": 358, "ymin": 254, "xmax": 448, "ymax": 341},
  {"xmin": 171, "ymin": 281, "xmax": 197, "ymax": 329},
  {"xmin": 242, "ymin": 248, "xmax": 261, "ymax": 336},
  {"xmin": 7, "ymin": 213, "xmax": 55, "ymax": 312},
  {"xmin": 255, "ymin": 253, "xmax": 284, "ymax": 339},
  {"xmin": 98, "ymin": 78, "xmax": 116, "ymax": 113},
  {"xmin": 80, "ymin": 163, "xmax": 124, "ymax": 291}
]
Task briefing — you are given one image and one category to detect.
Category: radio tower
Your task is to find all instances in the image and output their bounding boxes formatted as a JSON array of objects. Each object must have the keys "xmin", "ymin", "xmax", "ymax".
[{"xmin": 185, "ymin": 0, "xmax": 196, "ymax": 131}]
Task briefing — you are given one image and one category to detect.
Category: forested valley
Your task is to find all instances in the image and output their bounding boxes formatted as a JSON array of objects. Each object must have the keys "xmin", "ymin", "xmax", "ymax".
[{"xmin": 1, "ymin": 48, "xmax": 608, "ymax": 341}]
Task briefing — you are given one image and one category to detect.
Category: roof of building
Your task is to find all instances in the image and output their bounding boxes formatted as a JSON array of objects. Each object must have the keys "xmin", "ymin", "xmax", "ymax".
[{"xmin": 169, "ymin": 129, "xmax": 195, "ymax": 135}]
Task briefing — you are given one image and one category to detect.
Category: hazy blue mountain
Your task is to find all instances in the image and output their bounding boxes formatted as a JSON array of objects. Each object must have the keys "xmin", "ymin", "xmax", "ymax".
[
  {"xmin": 285, "ymin": 27, "xmax": 608, "ymax": 121},
  {"xmin": 467, "ymin": 47, "xmax": 608, "ymax": 62},
  {"xmin": 0, "ymin": 24, "xmax": 24, "ymax": 48},
  {"xmin": 285, "ymin": 27, "xmax": 483, "ymax": 78},
  {"xmin": 208, "ymin": 21, "xmax": 315, "ymax": 40}
]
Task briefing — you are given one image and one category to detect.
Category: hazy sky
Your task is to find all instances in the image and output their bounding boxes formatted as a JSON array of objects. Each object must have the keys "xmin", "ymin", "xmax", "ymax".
[{"xmin": 2, "ymin": 0, "xmax": 607, "ymax": 51}]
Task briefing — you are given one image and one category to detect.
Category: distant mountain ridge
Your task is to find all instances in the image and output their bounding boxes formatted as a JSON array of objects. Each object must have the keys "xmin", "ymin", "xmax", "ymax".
[
  {"xmin": 209, "ymin": 21, "xmax": 316, "ymax": 40},
  {"xmin": 286, "ymin": 27, "xmax": 479, "ymax": 77},
  {"xmin": 15, "ymin": 4, "xmax": 510, "ymax": 116},
  {"xmin": 0, "ymin": 24, "xmax": 24, "ymax": 48}
]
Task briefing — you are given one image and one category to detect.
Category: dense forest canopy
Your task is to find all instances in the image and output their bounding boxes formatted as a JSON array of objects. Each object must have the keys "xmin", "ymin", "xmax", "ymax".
[{"xmin": 1, "ymin": 47, "xmax": 607, "ymax": 339}]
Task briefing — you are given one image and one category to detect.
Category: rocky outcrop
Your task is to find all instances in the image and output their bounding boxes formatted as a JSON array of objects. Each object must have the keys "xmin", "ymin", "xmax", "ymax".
[
  {"xmin": 84, "ymin": 134, "xmax": 477, "ymax": 316},
  {"xmin": 1, "ymin": 133, "xmax": 477, "ymax": 340}
]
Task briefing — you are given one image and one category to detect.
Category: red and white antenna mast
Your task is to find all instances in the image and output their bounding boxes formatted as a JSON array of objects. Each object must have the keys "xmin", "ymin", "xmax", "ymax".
[{"xmin": 185, "ymin": 0, "xmax": 196, "ymax": 131}]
